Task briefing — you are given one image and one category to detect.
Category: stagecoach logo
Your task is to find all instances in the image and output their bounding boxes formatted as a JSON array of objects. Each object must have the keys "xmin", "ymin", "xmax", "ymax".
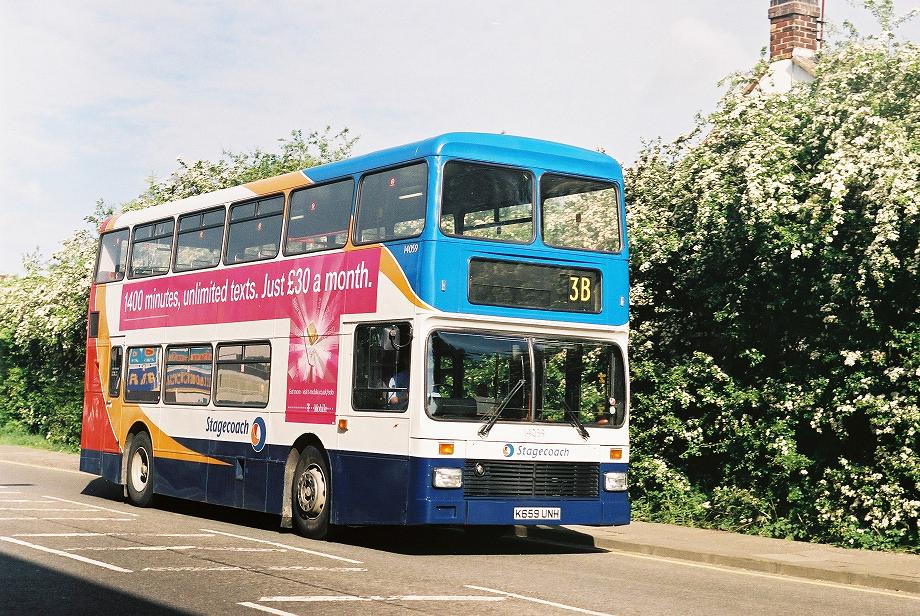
[
  {"xmin": 250, "ymin": 416, "xmax": 267, "ymax": 452},
  {"xmin": 502, "ymin": 443, "xmax": 572, "ymax": 459}
]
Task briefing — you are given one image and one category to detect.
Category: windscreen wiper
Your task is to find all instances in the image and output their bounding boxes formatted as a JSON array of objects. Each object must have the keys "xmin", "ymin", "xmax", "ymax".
[
  {"xmin": 562, "ymin": 400, "xmax": 590, "ymax": 441},
  {"xmin": 478, "ymin": 378, "xmax": 527, "ymax": 438}
]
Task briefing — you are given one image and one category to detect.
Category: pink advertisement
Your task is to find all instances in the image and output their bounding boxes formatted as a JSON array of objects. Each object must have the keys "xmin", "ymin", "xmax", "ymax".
[{"xmin": 119, "ymin": 248, "xmax": 382, "ymax": 424}]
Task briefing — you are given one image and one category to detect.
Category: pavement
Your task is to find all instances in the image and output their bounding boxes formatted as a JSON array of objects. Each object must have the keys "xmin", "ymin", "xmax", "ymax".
[{"xmin": 4, "ymin": 444, "xmax": 919, "ymax": 597}]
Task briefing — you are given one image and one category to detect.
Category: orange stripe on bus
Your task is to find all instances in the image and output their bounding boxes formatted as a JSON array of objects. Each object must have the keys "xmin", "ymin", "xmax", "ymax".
[
  {"xmin": 379, "ymin": 248, "xmax": 431, "ymax": 310},
  {"xmin": 244, "ymin": 171, "xmax": 312, "ymax": 195}
]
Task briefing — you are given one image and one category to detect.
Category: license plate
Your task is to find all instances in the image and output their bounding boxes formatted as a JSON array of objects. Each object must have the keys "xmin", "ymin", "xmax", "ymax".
[{"xmin": 513, "ymin": 507, "xmax": 561, "ymax": 521}]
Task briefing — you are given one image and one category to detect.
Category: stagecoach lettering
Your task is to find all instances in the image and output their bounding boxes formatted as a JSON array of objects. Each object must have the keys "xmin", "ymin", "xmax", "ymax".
[{"xmin": 205, "ymin": 416, "xmax": 250, "ymax": 438}]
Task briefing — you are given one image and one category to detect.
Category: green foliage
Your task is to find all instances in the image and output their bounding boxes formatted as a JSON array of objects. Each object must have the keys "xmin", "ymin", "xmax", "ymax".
[
  {"xmin": 0, "ymin": 128, "xmax": 355, "ymax": 449},
  {"xmin": 626, "ymin": 25, "xmax": 920, "ymax": 550}
]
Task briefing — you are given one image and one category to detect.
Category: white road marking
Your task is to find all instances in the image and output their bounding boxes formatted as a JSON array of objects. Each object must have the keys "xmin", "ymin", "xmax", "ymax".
[
  {"xmin": 259, "ymin": 595, "xmax": 506, "ymax": 603},
  {"xmin": 238, "ymin": 603, "xmax": 300, "ymax": 616},
  {"xmin": 466, "ymin": 585, "xmax": 614, "ymax": 616},
  {"xmin": 0, "ymin": 508, "xmax": 91, "ymax": 511},
  {"xmin": 14, "ymin": 533, "xmax": 108, "ymax": 537},
  {"xmin": 13, "ymin": 532, "xmax": 215, "ymax": 538},
  {"xmin": 42, "ymin": 495, "xmax": 139, "ymax": 517},
  {"xmin": 0, "ymin": 515, "xmax": 134, "ymax": 522},
  {"xmin": 68, "ymin": 546, "xmax": 287, "ymax": 552},
  {"xmin": 68, "ymin": 545, "xmax": 197, "ymax": 552},
  {"xmin": 0, "ymin": 536, "xmax": 132, "ymax": 573},
  {"xmin": 144, "ymin": 565, "xmax": 366, "ymax": 572},
  {"xmin": 0, "ymin": 499, "xmax": 42, "ymax": 503},
  {"xmin": 201, "ymin": 528, "xmax": 363, "ymax": 564},
  {"xmin": 42, "ymin": 517, "xmax": 134, "ymax": 521},
  {"xmin": 0, "ymin": 459, "xmax": 84, "ymax": 475},
  {"xmin": 597, "ymin": 547, "xmax": 920, "ymax": 603}
]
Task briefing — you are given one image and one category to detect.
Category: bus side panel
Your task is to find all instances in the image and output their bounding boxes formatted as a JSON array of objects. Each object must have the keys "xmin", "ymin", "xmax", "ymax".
[
  {"xmin": 202, "ymin": 442, "xmax": 276, "ymax": 511},
  {"xmin": 154, "ymin": 457, "xmax": 206, "ymax": 501},
  {"xmin": 329, "ymin": 450, "xmax": 409, "ymax": 525}
]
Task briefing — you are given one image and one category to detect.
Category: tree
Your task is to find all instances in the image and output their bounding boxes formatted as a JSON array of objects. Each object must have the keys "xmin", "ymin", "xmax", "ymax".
[{"xmin": 624, "ymin": 14, "xmax": 919, "ymax": 550}]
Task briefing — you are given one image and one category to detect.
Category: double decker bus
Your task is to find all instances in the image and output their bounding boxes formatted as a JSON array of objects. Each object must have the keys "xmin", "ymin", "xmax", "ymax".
[{"xmin": 80, "ymin": 133, "xmax": 630, "ymax": 539}]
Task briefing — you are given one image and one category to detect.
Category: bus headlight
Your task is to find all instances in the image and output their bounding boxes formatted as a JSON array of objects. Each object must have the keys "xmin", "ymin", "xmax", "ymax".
[
  {"xmin": 604, "ymin": 471, "xmax": 627, "ymax": 492},
  {"xmin": 432, "ymin": 467, "xmax": 462, "ymax": 488}
]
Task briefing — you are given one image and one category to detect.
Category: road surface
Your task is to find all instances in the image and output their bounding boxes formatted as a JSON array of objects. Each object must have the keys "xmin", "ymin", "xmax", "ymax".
[{"xmin": 0, "ymin": 458, "xmax": 915, "ymax": 615}]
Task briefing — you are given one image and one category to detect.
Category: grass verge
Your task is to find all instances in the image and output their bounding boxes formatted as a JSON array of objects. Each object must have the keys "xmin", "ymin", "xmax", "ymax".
[{"xmin": 0, "ymin": 423, "xmax": 79, "ymax": 454}]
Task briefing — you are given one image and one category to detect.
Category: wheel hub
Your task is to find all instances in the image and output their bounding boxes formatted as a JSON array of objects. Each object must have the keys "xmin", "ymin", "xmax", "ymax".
[
  {"xmin": 297, "ymin": 464, "xmax": 326, "ymax": 517},
  {"xmin": 131, "ymin": 447, "xmax": 149, "ymax": 492}
]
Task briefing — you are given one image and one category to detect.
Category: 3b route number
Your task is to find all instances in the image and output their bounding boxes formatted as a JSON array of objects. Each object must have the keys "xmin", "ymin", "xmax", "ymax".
[{"xmin": 569, "ymin": 276, "xmax": 592, "ymax": 302}]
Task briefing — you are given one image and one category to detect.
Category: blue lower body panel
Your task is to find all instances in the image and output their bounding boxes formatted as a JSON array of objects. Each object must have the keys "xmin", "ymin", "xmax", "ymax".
[
  {"xmin": 406, "ymin": 457, "xmax": 630, "ymax": 526},
  {"xmin": 79, "ymin": 448, "xmax": 122, "ymax": 484},
  {"xmin": 329, "ymin": 450, "xmax": 409, "ymax": 525},
  {"xmin": 80, "ymin": 446, "xmax": 630, "ymax": 527},
  {"xmin": 154, "ymin": 453, "xmax": 284, "ymax": 514}
]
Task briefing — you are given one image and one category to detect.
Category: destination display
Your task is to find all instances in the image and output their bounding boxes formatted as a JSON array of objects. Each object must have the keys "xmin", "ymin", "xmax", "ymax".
[{"xmin": 468, "ymin": 258, "xmax": 602, "ymax": 313}]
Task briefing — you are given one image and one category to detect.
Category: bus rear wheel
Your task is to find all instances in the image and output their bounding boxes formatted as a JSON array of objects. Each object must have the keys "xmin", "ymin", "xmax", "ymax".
[
  {"xmin": 126, "ymin": 431, "xmax": 155, "ymax": 507},
  {"xmin": 292, "ymin": 445, "xmax": 331, "ymax": 540}
]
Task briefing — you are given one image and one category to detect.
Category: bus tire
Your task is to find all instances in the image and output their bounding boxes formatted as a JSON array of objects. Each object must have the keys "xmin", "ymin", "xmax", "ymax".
[
  {"xmin": 126, "ymin": 431, "xmax": 155, "ymax": 507},
  {"xmin": 292, "ymin": 445, "xmax": 331, "ymax": 540}
]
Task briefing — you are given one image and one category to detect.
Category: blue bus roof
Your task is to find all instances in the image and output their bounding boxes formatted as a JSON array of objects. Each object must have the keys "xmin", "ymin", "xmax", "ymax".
[{"xmin": 303, "ymin": 132, "xmax": 621, "ymax": 183}]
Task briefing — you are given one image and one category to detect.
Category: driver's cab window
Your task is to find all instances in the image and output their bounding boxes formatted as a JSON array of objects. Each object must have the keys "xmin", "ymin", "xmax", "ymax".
[{"xmin": 353, "ymin": 322, "xmax": 412, "ymax": 411}]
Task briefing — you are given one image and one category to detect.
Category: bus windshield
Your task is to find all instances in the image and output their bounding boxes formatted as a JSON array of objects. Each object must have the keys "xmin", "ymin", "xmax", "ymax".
[
  {"xmin": 427, "ymin": 332, "xmax": 530, "ymax": 421},
  {"xmin": 426, "ymin": 331, "xmax": 623, "ymax": 427}
]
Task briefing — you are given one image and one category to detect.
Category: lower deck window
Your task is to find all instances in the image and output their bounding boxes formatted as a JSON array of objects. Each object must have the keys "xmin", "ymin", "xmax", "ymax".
[
  {"xmin": 215, "ymin": 342, "xmax": 271, "ymax": 407},
  {"xmin": 125, "ymin": 346, "xmax": 161, "ymax": 403},
  {"xmin": 353, "ymin": 323, "xmax": 412, "ymax": 411},
  {"xmin": 165, "ymin": 345, "xmax": 213, "ymax": 405}
]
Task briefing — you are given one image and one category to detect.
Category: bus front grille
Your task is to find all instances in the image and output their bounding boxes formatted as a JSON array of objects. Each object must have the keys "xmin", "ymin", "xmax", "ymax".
[{"xmin": 462, "ymin": 460, "xmax": 599, "ymax": 498}]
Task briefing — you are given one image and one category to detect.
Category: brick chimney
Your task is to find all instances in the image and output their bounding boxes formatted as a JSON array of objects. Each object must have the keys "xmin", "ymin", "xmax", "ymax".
[{"xmin": 769, "ymin": 0, "xmax": 821, "ymax": 60}]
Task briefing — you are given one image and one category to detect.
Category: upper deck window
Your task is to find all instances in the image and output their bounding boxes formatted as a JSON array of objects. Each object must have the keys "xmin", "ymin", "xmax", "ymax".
[
  {"xmin": 355, "ymin": 163, "xmax": 427, "ymax": 244},
  {"xmin": 441, "ymin": 161, "xmax": 533, "ymax": 243},
  {"xmin": 541, "ymin": 174, "xmax": 621, "ymax": 253},
  {"xmin": 94, "ymin": 228, "xmax": 129, "ymax": 284},
  {"xmin": 285, "ymin": 179, "xmax": 353, "ymax": 255},
  {"xmin": 175, "ymin": 207, "xmax": 225, "ymax": 272},
  {"xmin": 130, "ymin": 219, "xmax": 175, "ymax": 278},
  {"xmin": 225, "ymin": 196, "xmax": 284, "ymax": 264}
]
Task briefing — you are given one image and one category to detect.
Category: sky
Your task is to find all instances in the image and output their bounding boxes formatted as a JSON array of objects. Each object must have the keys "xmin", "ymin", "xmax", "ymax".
[{"xmin": 1, "ymin": 0, "xmax": 917, "ymax": 273}]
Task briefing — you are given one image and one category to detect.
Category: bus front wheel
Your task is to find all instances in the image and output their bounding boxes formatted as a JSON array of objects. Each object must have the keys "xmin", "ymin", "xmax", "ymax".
[
  {"xmin": 292, "ymin": 445, "xmax": 331, "ymax": 540},
  {"xmin": 126, "ymin": 431, "xmax": 155, "ymax": 507}
]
